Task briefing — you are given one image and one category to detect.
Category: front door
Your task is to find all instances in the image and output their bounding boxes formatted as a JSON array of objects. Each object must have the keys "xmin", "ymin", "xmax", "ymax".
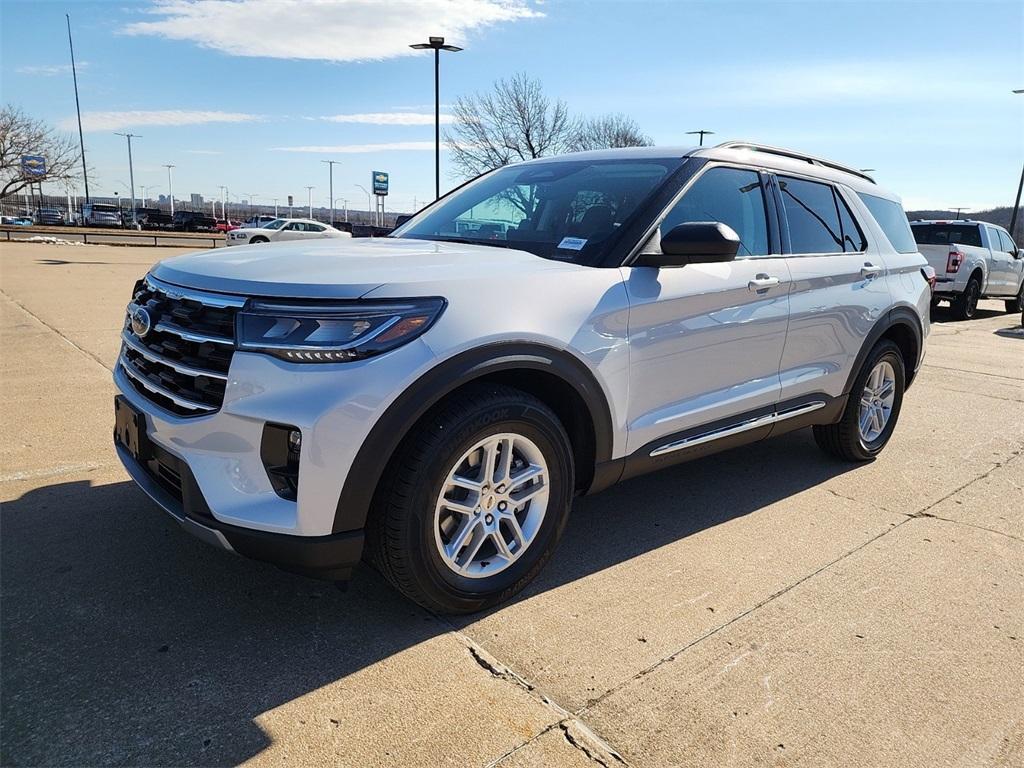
[{"xmin": 623, "ymin": 165, "xmax": 791, "ymax": 455}]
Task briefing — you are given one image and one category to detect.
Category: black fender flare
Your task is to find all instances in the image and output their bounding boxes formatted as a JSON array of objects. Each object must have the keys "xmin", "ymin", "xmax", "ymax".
[
  {"xmin": 332, "ymin": 342, "xmax": 615, "ymax": 533},
  {"xmin": 842, "ymin": 307, "xmax": 924, "ymax": 395}
]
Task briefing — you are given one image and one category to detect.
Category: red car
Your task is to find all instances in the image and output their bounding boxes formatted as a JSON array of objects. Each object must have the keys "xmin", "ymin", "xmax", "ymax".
[{"xmin": 215, "ymin": 219, "xmax": 240, "ymax": 233}]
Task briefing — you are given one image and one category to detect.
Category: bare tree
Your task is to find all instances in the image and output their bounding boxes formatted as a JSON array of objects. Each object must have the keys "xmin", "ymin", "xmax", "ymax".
[
  {"xmin": 572, "ymin": 113, "xmax": 653, "ymax": 152},
  {"xmin": 0, "ymin": 105, "xmax": 81, "ymax": 199},
  {"xmin": 446, "ymin": 73, "xmax": 577, "ymax": 179}
]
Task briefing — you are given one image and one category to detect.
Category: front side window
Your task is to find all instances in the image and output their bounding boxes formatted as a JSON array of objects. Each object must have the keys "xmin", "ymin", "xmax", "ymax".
[
  {"xmin": 262, "ymin": 219, "xmax": 289, "ymax": 230},
  {"xmin": 997, "ymin": 229, "xmax": 1017, "ymax": 253},
  {"xmin": 393, "ymin": 158, "xmax": 681, "ymax": 263},
  {"xmin": 659, "ymin": 167, "xmax": 769, "ymax": 256},
  {"xmin": 779, "ymin": 176, "xmax": 846, "ymax": 254}
]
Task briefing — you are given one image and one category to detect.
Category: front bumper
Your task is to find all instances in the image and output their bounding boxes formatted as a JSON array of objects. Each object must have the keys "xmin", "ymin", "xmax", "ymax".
[{"xmin": 115, "ymin": 403, "xmax": 364, "ymax": 581}]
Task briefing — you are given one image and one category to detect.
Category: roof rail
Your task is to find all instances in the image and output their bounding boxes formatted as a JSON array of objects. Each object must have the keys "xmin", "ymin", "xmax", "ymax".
[{"xmin": 712, "ymin": 141, "xmax": 876, "ymax": 184}]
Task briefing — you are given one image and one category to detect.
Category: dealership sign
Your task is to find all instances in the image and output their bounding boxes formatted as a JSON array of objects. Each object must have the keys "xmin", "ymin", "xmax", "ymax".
[
  {"xmin": 21, "ymin": 155, "xmax": 46, "ymax": 177},
  {"xmin": 372, "ymin": 171, "xmax": 389, "ymax": 196}
]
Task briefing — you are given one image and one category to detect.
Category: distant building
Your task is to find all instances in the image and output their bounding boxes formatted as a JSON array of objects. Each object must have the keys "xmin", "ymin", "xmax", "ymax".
[{"xmin": 190, "ymin": 193, "xmax": 204, "ymax": 206}]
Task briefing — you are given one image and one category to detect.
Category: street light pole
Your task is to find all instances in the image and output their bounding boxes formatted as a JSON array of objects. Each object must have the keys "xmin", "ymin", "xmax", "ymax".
[
  {"xmin": 322, "ymin": 160, "xmax": 340, "ymax": 226},
  {"xmin": 686, "ymin": 129, "xmax": 715, "ymax": 146},
  {"xmin": 219, "ymin": 185, "xmax": 228, "ymax": 221},
  {"xmin": 114, "ymin": 132, "xmax": 140, "ymax": 225},
  {"xmin": 355, "ymin": 185, "xmax": 371, "ymax": 224},
  {"xmin": 410, "ymin": 36, "xmax": 462, "ymax": 200},
  {"xmin": 1010, "ymin": 89, "xmax": 1024, "ymax": 241},
  {"xmin": 305, "ymin": 186, "xmax": 315, "ymax": 218},
  {"xmin": 66, "ymin": 15, "xmax": 89, "ymax": 205},
  {"xmin": 163, "ymin": 164, "xmax": 175, "ymax": 215},
  {"xmin": 273, "ymin": 198, "xmax": 279, "ymax": 217}
]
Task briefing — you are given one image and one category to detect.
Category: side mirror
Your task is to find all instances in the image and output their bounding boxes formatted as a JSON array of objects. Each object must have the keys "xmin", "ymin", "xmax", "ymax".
[
  {"xmin": 633, "ymin": 222, "xmax": 741, "ymax": 268},
  {"xmin": 1015, "ymin": 248, "xmax": 1024, "ymax": 260}
]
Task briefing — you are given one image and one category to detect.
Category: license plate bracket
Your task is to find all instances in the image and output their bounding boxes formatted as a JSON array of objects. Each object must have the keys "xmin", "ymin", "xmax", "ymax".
[{"xmin": 114, "ymin": 395, "xmax": 150, "ymax": 462}]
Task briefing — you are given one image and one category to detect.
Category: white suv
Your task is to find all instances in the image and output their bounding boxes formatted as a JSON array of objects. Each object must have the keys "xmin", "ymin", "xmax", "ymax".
[{"xmin": 113, "ymin": 142, "xmax": 930, "ymax": 613}]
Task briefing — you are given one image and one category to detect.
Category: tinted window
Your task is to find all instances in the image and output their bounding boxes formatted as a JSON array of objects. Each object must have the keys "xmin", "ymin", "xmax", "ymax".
[
  {"xmin": 857, "ymin": 193, "xmax": 918, "ymax": 253},
  {"xmin": 837, "ymin": 192, "xmax": 866, "ymax": 251},
  {"xmin": 997, "ymin": 229, "xmax": 1016, "ymax": 253},
  {"xmin": 661, "ymin": 167, "xmax": 769, "ymax": 256},
  {"xmin": 779, "ymin": 176, "xmax": 844, "ymax": 254},
  {"xmin": 910, "ymin": 223, "xmax": 982, "ymax": 248}
]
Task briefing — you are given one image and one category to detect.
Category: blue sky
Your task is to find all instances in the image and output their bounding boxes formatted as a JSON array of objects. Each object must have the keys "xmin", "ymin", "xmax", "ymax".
[{"xmin": 1, "ymin": 0, "xmax": 1021, "ymax": 214}]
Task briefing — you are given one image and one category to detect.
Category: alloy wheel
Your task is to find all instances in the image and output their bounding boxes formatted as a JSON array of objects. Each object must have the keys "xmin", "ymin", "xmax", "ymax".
[
  {"xmin": 433, "ymin": 433, "xmax": 549, "ymax": 579},
  {"xmin": 858, "ymin": 360, "xmax": 896, "ymax": 443}
]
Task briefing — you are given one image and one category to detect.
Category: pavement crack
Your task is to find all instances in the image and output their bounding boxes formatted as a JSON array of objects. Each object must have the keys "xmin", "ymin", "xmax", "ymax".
[
  {"xmin": 466, "ymin": 644, "xmax": 535, "ymax": 692},
  {"xmin": 0, "ymin": 289, "xmax": 112, "ymax": 373},
  {"xmin": 921, "ymin": 363, "xmax": 1023, "ymax": 383},
  {"xmin": 916, "ymin": 513, "xmax": 1023, "ymax": 544},
  {"xmin": 559, "ymin": 719, "xmax": 627, "ymax": 767}
]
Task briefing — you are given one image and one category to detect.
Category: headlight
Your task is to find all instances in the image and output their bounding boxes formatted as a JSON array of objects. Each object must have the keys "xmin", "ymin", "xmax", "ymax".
[{"xmin": 236, "ymin": 298, "xmax": 446, "ymax": 363}]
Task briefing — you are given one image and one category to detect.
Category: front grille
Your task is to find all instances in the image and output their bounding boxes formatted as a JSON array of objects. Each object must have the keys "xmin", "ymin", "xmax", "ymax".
[{"xmin": 119, "ymin": 275, "xmax": 245, "ymax": 417}]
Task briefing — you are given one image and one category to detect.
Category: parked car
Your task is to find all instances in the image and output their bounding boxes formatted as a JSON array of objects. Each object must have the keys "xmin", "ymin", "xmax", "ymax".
[
  {"xmin": 135, "ymin": 207, "xmax": 174, "ymax": 229},
  {"xmin": 225, "ymin": 218, "xmax": 352, "ymax": 246},
  {"xmin": 911, "ymin": 220, "xmax": 1024, "ymax": 319},
  {"xmin": 2, "ymin": 215, "xmax": 32, "ymax": 226},
  {"xmin": 172, "ymin": 210, "xmax": 218, "ymax": 232},
  {"xmin": 82, "ymin": 203, "xmax": 122, "ymax": 228},
  {"xmin": 215, "ymin": 219, "xmax": 241, "ymax": 233},
  {"xmin": 114, "ymin": 142, "xmax": 930, "ymax": 614},
  {"xmin": 242, "ymin": 214, "xmax": 277, "ymax": 229},
  {"xmin": 35, "ymin": 207, "xmax": 66, "ymax": 226}
]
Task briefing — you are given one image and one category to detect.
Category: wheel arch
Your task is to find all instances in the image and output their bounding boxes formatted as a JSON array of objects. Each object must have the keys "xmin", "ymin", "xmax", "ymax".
[
  {"xmin": 332, "ymin": 342, "xmax": 615, "ymax": 534},
  {"xmin": 843, "ymin": 307, "xmax": 923, "ymax": 395}
]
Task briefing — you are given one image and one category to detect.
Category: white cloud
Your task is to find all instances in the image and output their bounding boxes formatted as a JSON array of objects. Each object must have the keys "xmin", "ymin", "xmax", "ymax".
[
  {"xmin": 320, "ymin": 112, "xmax": 455, "ymax": 126},
  {"xmin": 122, "ymin": 0, "xmax": 542, "ymax": 62},
  {"xmin": 271, "ymin": 141, "xmax": 440, "ymax": 153},
  {"xmin": 16, "ymin": 62, "xmax": 88, "ymax": 76},
  {"xmin": 61, "ymin": 110, "xmax": 262, "ymax": 132}
]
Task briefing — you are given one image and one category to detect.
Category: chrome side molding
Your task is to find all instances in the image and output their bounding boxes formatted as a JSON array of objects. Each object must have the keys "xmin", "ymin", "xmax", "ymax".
[{"xmin": 650, "ymin": 401, "xmax": 826, "ymax": 457}]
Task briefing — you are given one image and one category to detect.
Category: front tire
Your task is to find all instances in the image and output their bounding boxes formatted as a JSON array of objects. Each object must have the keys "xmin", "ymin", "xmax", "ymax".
[
  {"xmin": 952, "ymin": 275, "xmax": 981, "ymax": 320},
  {"xmin": 813, "ymin": 340, "xmax": 905, "ymax": 462},
  {"xmin": 1005, "ymin": 282, "xmax": 1023, "ymax": 314},
  {"xmin": 367, "ymin": 384, "xmax": 574, "ymax": 614},
  {"xmin": 249, "ymin": 236, "xmax": 269, "ymax": 244}
]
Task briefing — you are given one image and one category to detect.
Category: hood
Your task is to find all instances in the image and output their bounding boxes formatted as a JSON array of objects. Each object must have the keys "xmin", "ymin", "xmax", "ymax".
[{"xmin": 151, "ymin": 237, "xmax": 576, "ymax": 298}]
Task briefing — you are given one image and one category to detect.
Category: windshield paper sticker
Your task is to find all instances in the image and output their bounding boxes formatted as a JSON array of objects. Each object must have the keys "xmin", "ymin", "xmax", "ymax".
[{"xmin": 557, "ymin": 237, "xmax": 588, "ymax": 251}]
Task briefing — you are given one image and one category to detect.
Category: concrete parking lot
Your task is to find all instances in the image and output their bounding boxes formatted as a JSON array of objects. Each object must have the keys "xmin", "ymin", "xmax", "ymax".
[{"xmin": 1, "ymin": 239, "xmax": 1022, "ymax": 767}]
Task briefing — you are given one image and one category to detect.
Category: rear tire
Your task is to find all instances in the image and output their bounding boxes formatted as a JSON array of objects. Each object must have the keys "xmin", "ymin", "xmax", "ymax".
[
  {"xmin": 366, "ymin": 384, "xmax": 574, "ymax": 614},
  {"xmin": 952, "ymin": 275, "xmax": 981, "ymax": 320},
  {"xmin": 813, "ymin": 340, "xmax": 905, "ymax": 462}
]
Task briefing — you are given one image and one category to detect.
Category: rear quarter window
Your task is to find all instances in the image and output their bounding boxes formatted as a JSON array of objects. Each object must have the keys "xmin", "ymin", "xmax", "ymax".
[{"xmin": 857, "ymin": 193, "xmax": 918, "ymax": 253}]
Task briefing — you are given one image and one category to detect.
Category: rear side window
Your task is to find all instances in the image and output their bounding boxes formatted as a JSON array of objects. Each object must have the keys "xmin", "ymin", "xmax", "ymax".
[
  {"xmin": 910, "ymin": 223, "xmax": 982, "ymax": 248},
  {"xmin": 779, "ymin": 176, "xmax": 862, "ymax": 254},
  {"xmin": 858, "ymin": 193, "xmax": 919, "ymax": 253}
]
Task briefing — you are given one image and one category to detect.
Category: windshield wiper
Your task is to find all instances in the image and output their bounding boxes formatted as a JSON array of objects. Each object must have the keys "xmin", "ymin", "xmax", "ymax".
[{"xmin": 411, "ymin": 235, "xmax": 512, "ymax": 249}]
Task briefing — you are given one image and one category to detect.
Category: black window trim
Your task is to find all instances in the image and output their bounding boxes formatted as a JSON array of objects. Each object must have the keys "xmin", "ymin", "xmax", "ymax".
[
  {"xmin": 622, "ymin": 160, "xmax": 783, "ymax": 266},
  {"xmin": 772, "ymin": 172, "xmax": 868, "ymax": 258}
]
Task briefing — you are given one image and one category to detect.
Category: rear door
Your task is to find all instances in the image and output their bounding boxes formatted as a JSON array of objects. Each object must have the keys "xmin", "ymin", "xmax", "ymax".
[
  {"xmin": 996, "ymin": 229, "xmax": 1024, "ymax": 294},
  {"xmin": 774, "ymin": 175, "xmax": 892, "ymax": 404},
  {"xmin": 622, "ymin": 164, "xmax": 791, "ymax": 454},
  {"xmin": 985, "ymin": 225, "xmax": 1014, "ymax": 295}
]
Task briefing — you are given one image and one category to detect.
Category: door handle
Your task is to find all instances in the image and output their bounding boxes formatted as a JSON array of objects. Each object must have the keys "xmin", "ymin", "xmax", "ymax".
[
  {"xmin": 860, "ymin": 263, "xmax": 882, "ymax": 279},
  {"xmin": 748, "ymin": 274, "xmax": 781, "ymax": 292}
]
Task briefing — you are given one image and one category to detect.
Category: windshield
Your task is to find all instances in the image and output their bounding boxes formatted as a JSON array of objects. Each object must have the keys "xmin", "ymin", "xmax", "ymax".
[
  {"xmin": 911, "ymin": 223, "xmax": 982, "ymax": 248},
  {"xmin": 261, "ymin": 219, "xmax": 289, "ymax": 230},
  {"xmin": 392, "ymin": 158, "xmax": 680, "ymax": 263}
]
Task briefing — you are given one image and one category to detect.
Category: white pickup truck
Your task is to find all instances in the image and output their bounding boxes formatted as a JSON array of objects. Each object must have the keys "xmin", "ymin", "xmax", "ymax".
[{"xmin": 911, "ymin": 220, "xmax": 1024, "ymax": 320}]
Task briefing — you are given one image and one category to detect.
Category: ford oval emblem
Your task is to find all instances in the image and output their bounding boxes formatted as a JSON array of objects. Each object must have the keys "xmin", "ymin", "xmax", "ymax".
[{"xmin": 131, "ymin": 306, "xmax": 152, "ymax": 338}]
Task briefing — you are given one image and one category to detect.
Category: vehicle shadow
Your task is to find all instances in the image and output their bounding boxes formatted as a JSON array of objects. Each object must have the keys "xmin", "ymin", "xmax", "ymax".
[{"xmin": 0, "ymin": 429, "xmax": 858, "ymax": 766}]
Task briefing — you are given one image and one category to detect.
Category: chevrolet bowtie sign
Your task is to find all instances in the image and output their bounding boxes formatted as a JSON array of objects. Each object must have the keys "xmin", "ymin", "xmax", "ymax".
[
  {"xmin": 21, "ymin": 155, "xmax": 46, "ymax": 177},
  {"xmin": 372, "ymin": 171, "xmax": 389, "ymax": 196}
]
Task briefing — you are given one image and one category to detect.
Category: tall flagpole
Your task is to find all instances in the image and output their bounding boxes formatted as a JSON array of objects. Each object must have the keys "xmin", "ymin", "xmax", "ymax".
[{"xmin": 66, "ymin": 14, "xmax": 89, "ymax": 204}]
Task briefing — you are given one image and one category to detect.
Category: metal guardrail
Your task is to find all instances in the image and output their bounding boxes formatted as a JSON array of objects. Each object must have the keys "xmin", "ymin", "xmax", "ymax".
[{"xmin": 1, "ymin": 227, "xmax": 222, "ymax": 248}]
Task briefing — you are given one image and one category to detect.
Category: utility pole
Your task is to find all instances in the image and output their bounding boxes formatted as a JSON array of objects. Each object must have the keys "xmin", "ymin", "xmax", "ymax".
[
  {"xmin": 686, "ymin": 129, "xmax": 715, "ymax": 146},
  {"xmin": 114, "ymin": 133, "xmax": 140, "ymax": 226},
  {"xmin": 163, "ymin": 164, "xmax": 175, "ymax": 215},
  {"xmin": 305, "ymin": 186, "xmax": 315, "ymax": 218},
  {"xmin": 66, "ymin": 15, "xmax": 89, "ymax": 205},
  {"xmin": 322, "ymin": 160, "xmax": 340, "ymax": 226}
]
